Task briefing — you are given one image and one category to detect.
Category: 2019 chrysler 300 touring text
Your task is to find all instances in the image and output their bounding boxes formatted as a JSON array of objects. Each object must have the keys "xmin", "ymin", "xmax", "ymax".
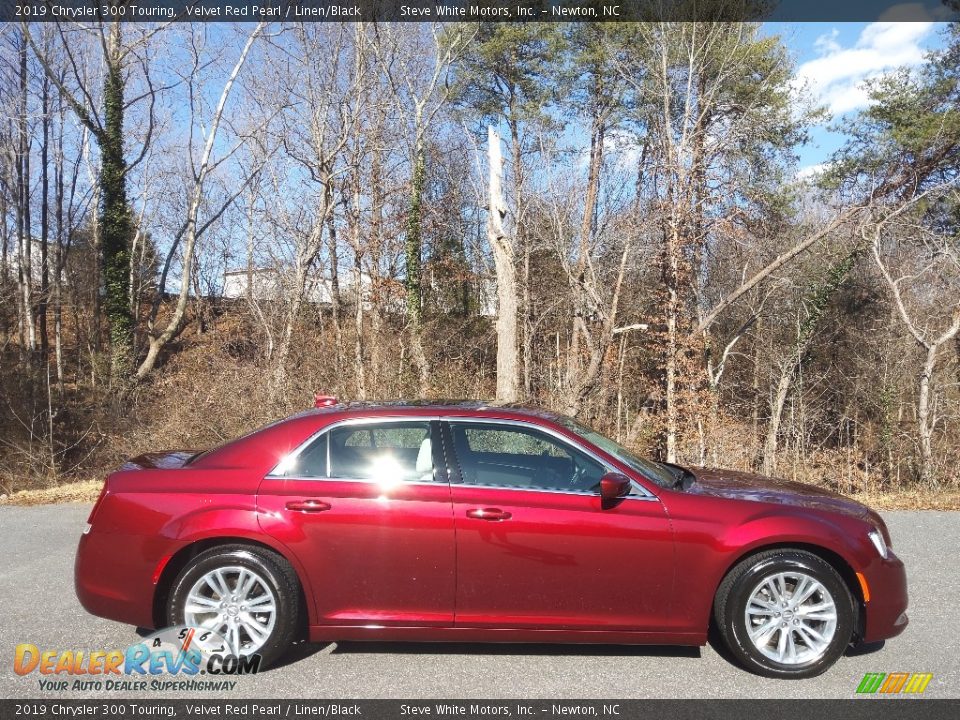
[{"xmin": 75, "ymin": 400, "xmax": 908, "ymax": 678}]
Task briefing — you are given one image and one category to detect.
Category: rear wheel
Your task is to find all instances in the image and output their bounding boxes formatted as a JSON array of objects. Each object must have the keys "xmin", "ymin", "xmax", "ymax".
[
  {"xmin": 714, "ymin": 549, "xmax": 854, "ymax": 678},
  {"xmin": 167, "ymin": 545, "xmax": 301, "ymax": 668}
]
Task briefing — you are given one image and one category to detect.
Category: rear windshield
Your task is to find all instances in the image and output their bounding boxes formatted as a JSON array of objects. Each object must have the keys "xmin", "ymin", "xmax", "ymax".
[{"xmin": 187, "ymin": 414, "xmax": 295, "ymax": 465}]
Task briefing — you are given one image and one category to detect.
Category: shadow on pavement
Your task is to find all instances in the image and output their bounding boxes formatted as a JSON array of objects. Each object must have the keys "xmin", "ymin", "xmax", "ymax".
[
  {"xmin": 845, "ymin": 640, "xmax": 885, "ymax": 657},
  {"xmin": 704, "ymin": 622, "xmax": 888, "ymax": 669},
  {"xmin": 267, "ymin": 640, "xmax": 328, "ymax": 670}
]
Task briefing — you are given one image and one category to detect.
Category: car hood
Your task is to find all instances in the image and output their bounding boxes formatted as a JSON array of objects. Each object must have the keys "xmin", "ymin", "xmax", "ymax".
[{"xmin": 685, "ymin": 466, "xmax": 876, "ymax": 522}]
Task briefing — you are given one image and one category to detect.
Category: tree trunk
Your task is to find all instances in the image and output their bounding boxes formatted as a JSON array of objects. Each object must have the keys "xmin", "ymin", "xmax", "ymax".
[
  {"xmin": 270, "ymin": 256, "xmax": 311, "ymax": 402},
  {"xmin": 101, "ymin": 23, "xmax": 134, "ymax": 380},
  {"xmin": 348, "ymin": 159, "xmax": 366, "ymax": 399},
  {"xmin": 663, "ymin": 221, "xmax": 681, "ymax": 463},
  {"xmin": 54, "ymin": 103, "xmax": 65, "ymax": 387},
  {"xmin": 368, "ymin": 139, "xmax": 385, "ymax": 389},
  {"xmin": 353, "ymin": 258, "xmax": 366, "ymax": 400},
  {"xmin": 562, "ymin": 101, "xmax": 608, "ymax": 418},
  {"xmin": 1, "ymin": 171, "xmax": 7, "ymax": 288},
  {"xmin": 487, "ymin": 126, "xmax": 519, "ymax": 402},
  {"xmin": 917, "ymin": 343, "xmax": 937, "ymax": 485},
  {"xmin": 762, "ymin": 360, "xmax": 794, "ymax": 475},
  {"xmin": 39, "ymin": 68, "xmax": 50, "ymax": 361},
  {"xmin": 405, "ymin": 138, "xmax": 430, "ymax": 393},
  {"xmin": 508, "ymin": 118, "xmax": 531, "ymax": 400},
  {"xmin": 405, "ymin": 144, "xmax": 425, "ymax": 325},
  {"xmin": 18, "ymin": 33, "xmax": 36, "ymax": 357},
  {"xmin": 325, "ymin": 174, "xmax": 343, "ymax": 376}
]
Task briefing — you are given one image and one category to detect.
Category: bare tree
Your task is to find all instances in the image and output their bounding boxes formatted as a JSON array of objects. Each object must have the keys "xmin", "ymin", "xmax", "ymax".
[
  {"xmin": 869, "ymin": 196, "xmax": 960, "ymax": 485},
  {"xmin": 137, "ymin": 23, "xmax": 265, "ymax": 377},
  {"xmin": 370, "ymin": 23, "xmax": 472, "ymax": 393},
  {"xmin": 262, "ymin": 25, "xmax": 361, "ymax": 400},
  {"xmin": 25, "ymin": 19, "xmax": 166, "ymax": 378}
]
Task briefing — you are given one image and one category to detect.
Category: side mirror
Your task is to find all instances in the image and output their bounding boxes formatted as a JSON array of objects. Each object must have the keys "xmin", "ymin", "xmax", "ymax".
[{"xmin": 599, "ymin": 472, "xmax": 632, "ymax": 502}]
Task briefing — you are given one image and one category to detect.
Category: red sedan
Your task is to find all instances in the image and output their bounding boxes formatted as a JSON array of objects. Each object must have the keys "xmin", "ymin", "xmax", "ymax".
[{"xmin": 75, "ymin": 401, "xmax": 908, "ymax": 678}]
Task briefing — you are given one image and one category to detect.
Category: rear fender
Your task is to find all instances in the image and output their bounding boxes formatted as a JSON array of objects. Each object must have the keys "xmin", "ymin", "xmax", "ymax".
[{"xmin": 155, "ymin": 506, "xmax": 319, "ymax": 627}]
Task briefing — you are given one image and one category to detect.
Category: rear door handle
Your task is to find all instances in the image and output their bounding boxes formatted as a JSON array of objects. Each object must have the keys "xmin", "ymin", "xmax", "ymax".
[
  {"xmin": 466, "ymin": 508, "xmax": 511, "ymax": 521},
  {"xmin": 285, "ymin": 500, "xmax": 332, "ymax": 513}
]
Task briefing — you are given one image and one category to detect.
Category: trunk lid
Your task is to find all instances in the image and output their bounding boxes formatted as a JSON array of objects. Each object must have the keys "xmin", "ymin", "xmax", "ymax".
[{"xmin": 120, "ymin": 450, "xmax": 200, "ymax": 471}]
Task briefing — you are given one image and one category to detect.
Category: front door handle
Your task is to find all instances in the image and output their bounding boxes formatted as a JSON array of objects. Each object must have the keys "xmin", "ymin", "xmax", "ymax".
[
  {"xmin": 285, "ymin": 499, "xmax": 332, "ymax": 513},
  {"xmin": 466, "ymin": 507, "xmax": 512, "ymax": 521}
]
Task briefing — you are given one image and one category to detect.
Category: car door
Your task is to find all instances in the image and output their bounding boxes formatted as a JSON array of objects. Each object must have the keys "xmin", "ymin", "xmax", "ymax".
[
  {"xmin": 444, "ymin": 419, "xmax": 675, "ymax": 633},
  {"xmin": 257, "ymin": 418, "xmax": 455, "ymax": 627}
]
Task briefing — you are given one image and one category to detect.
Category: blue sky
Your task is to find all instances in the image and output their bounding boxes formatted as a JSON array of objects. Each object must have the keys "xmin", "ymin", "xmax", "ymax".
[{"xmin": 763, "ymin": 22, "xmax": 949, "ymax": 175}]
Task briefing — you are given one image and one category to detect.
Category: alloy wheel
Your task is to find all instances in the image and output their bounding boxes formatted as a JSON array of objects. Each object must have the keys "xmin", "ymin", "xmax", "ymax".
[
  {"xmin": 183, "ymin": 565, "xmax": 277, "ymax": 656},
  {"xmin": 743, "ymin": 571, "xmax": 838, "ymax": 665}
]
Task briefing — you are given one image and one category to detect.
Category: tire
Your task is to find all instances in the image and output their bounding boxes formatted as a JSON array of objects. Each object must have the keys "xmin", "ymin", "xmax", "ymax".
[
  {"xmin": 167, "ymin": 544, "xmax": 301, "ymax": 669},
  {"xmin": 714, "ymin": 549, "xmax": 854, "ymax": 679}
]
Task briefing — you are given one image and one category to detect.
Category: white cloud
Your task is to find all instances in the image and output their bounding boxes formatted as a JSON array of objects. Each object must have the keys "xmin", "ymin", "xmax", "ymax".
[
  {"xmin": 813, "ymin": 28, "xmax": 841, "ymax": 56},
  {"xmin": 795, "ymin": 22, "xmax": 935, "ymax": 117},
  {"xmin": 796, "ymin": 163, "xmax": 827, "ymax": 181}
]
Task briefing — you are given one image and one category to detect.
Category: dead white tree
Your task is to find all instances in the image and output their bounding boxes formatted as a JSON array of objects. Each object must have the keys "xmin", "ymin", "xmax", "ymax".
[{"xmin": 486, "ymin": 126, "xmax": 519, "ymax": 402}]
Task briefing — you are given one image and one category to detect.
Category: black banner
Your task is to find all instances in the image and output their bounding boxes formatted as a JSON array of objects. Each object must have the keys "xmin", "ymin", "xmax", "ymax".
[
  {"xmin": 1, "ymin": 0, "xmax": 958, "ymax": 23},
  {"xmin": 2, "ymin": 700, "xmax": 960, "ymax": 720}
]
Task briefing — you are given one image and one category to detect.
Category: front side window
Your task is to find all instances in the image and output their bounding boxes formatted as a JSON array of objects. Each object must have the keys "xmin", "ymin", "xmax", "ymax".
[
  {"xmin": 449, "ymin": 422, "xmax": 606, "ymax": 493},
  {"xmin": 555, "ymin": 417, "xmax": 675, "ymax": 488},
  {"xmin": 279, "ymin": 421, "xmax": 434, "ymax": 482}
]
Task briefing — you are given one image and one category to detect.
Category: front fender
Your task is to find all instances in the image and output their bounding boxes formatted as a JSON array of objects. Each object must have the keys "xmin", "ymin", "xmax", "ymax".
[
  {"xmin": 663, "ymin": 494, "xmax": 872, "ymax": 635},
  {"xmin": 720, "ymin": 511, "xmax": 866, "ymax": 575}
]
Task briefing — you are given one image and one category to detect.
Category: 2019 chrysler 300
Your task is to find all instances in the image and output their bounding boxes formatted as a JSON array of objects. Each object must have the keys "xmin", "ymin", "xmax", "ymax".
[{"xmin": 75, "ymin": 400, "xmax": 908, "ymax": 678}]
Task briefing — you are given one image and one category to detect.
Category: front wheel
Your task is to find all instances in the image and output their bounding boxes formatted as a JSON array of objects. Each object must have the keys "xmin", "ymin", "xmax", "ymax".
[
  {"xmin": 167, "ymin": 544, "xmax": 301, "ymax": 668},
  {"xmin": 714, "ymin": 549, "xmax": 855, "ymax": 678}
]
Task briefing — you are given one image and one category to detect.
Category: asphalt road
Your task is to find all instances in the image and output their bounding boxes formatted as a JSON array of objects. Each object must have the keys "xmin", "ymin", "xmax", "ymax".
[{"xmin": 1, "ymin": 504, "xmax": 957, "ymax": 700}]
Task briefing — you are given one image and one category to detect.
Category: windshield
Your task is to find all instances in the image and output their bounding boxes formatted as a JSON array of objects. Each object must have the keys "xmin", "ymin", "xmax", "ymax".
[{"xmin": 556, "ymin": 417, "xmax": 676, "ymax": 488}]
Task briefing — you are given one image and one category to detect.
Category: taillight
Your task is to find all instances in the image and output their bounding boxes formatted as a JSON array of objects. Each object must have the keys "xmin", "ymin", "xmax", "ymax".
[{"xmin": 87, "ymin": 481, "xmax": 109, "ymax": 525}]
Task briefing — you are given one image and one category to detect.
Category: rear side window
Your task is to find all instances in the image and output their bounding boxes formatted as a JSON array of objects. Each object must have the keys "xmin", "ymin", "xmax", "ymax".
[
  {"xmin": 279, "ymin": 422, "xmax": 434, "ymax": 483},
  {"xmin": 293, "ymin": 433, "xmax": 328, "ymax": 477}
]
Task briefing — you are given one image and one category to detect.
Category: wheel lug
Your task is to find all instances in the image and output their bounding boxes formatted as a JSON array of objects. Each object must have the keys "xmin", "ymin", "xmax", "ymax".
[
  {"xmin": 775, "ymin": 612, "xmax": 781, "ymax": 617},
  {"xmin": 781, "ymin": 622, "xmax": 787, "ymax": 628}
]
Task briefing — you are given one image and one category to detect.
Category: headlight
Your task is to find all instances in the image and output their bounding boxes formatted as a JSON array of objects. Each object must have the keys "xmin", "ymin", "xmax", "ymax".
[{"xmin": 868, "ymin": 529, "xmax": 889, "ymax": 559}]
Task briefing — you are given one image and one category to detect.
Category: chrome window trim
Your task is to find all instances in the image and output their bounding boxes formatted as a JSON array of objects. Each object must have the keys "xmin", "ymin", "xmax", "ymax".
[
  {"xmin": 266, "ymin": 416, "xmax": 442, "ymax": 480},
  {"xmin": 443, "ymin": 417, "xmax": 656, "ymax": 500},
  {"xmin": 266, "ymin": 414, "xmax": 659, "ymax": 501},
  {"xmin": 273, "ymin": 477, "xmax": 443, "ymax": 489},
  {"xmin": 447, "ymin": 482, "xmax": 656, "ymax": 501}
]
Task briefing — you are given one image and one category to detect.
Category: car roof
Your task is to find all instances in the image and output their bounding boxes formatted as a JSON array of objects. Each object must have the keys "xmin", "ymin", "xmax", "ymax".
[
  {"xmin": 189, "ymin": 400, "xmax": 579, "ymax": 474},
  {"xmin": 297, "ymin": 399, "xmax": 569, "ymax": 423}
]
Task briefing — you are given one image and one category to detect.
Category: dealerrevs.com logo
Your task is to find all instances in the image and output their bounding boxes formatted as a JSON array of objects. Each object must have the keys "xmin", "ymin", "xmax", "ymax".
[
  {"xmin": 13, "ymin": 626, "xmax": 260, "ymax": 692},
  {"xmin": 856, "ymin": 672, "xmax": 934, "ymax": 695}
]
